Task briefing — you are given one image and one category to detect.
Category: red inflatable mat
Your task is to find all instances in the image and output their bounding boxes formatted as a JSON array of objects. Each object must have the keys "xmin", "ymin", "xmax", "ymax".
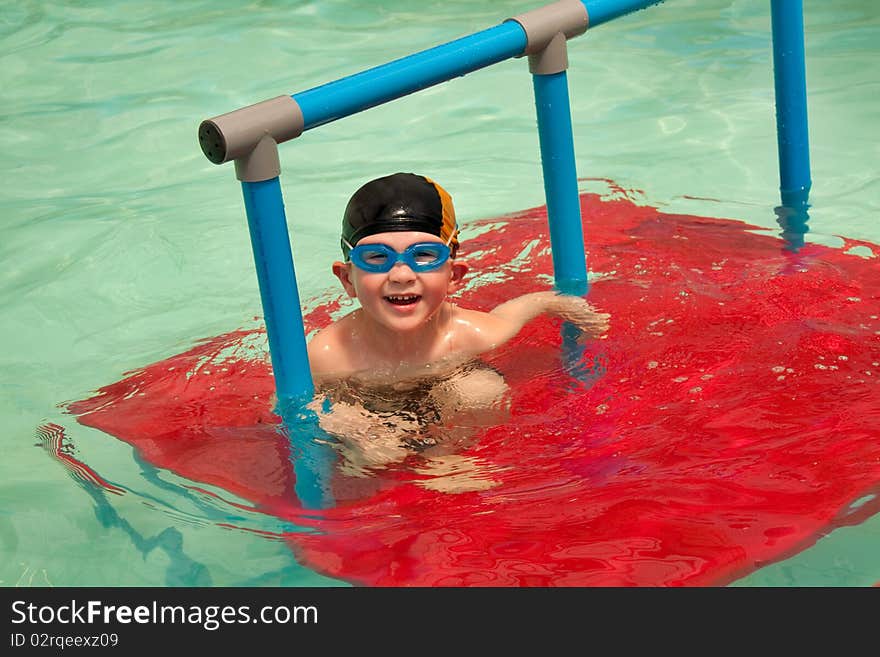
[{"xmin": 67, "ymin": 189, "xmax": 880, "ymax": 586}]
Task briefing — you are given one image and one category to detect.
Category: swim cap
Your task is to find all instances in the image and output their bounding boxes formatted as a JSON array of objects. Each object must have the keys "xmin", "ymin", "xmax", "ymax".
[{"xmin": 341, "ymin": 172, "xmax": 458, "ymax": 259}]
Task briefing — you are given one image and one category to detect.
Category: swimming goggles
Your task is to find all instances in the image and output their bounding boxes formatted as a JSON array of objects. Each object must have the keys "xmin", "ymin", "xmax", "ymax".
[{"xmin": 344, "ymin": 240, "xmax": 452, "ymax": 273}]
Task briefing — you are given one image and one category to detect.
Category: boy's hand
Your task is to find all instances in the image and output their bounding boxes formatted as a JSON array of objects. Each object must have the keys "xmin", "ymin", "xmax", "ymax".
[
  {"xmin": 545, "ymin": 294, "xmax": 610, "ymax": 337},
  {"xmin": 306, "ymin": 397, "xmax": 414, "ymax": 472}
]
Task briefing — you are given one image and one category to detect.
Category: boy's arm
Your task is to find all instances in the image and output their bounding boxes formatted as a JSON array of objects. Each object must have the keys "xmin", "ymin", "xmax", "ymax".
[{"xmin": 486, "ymin": 291, "xmax": 609, "ymax": 344}]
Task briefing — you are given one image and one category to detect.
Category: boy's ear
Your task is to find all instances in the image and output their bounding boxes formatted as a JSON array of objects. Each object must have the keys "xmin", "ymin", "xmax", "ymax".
[
  {"xmin": 332, "ymin": 261, "xmax": 357, "ymax": 298},
  {"xmin": 447, "ymin": 260, "xmax": 469, "ymax": 295}
]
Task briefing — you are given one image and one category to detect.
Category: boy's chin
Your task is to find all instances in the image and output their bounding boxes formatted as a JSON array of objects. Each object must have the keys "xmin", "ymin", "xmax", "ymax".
[
  {"xmin": 376, "ymin": 307, "xmax": 442, "ymax": 332},
  {"xmin": 379, "ymin": 315, "xmax": 429, "ymax": 332}
]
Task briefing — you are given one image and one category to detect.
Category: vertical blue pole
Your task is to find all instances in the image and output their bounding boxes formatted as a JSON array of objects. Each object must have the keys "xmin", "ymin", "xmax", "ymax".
[
  {"xmin": 533, "ymin": 67, "xmax": 592, "ymax": 385},
  {"xmin": 533, "ymin": 71, "xmax": 588, "ymax": 296},
  {"xmin": 240, "ymin": 178, "xmax": 314, "ymax": 405},
  {"xmin": 770, "ymin": 0, "xmax": 811, "ymax": 211},
  {"xmin": 241, "ymin": 178, "xmax": 334, "ymax": 509}
]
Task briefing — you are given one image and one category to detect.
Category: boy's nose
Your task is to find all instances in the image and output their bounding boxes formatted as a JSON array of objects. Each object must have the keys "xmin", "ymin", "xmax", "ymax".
[{"xmin": 387, "ymin": 261, "xmax": 417, "ymax": 282}]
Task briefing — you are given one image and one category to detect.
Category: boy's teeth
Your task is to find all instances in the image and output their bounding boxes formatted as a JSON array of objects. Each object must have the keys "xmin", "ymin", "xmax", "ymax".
[{"xmin": 385, "ymin": 294, "xmax": 420, "ymax": 305}]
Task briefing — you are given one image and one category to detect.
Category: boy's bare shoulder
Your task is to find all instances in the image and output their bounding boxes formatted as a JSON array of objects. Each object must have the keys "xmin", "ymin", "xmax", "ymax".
[
  {"xmin": 449, "ymin": 306, "xmax": 512, "ymax": 350},
  {"xmin": 307, "ymin": 313, "xmax": 360, "ymax": 377},
  {"xmin": 308, "ymin": 317, "xmax": 345, "ymax": 351}
]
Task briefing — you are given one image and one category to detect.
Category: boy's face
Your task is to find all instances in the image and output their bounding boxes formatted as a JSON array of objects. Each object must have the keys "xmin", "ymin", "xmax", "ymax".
[{"xmin": 333, "ymin": 231, "xmax": 468, "ymax": 333}]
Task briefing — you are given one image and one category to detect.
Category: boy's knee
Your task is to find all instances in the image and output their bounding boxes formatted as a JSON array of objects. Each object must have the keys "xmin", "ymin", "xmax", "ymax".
[{"xmin": 433, "ymin": 368, "xmax": 509, "ymax": 411}]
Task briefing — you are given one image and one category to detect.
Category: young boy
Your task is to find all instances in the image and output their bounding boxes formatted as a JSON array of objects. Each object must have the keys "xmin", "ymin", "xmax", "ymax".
[{"xmin": 307, "ymin": 172, "xmax": 608, "ymax": 475}]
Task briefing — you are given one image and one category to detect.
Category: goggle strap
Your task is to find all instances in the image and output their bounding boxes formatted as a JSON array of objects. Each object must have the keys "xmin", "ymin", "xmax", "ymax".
[{"xmin": 343, "ymin": 235, "xmax": 454, "ymax": 250}]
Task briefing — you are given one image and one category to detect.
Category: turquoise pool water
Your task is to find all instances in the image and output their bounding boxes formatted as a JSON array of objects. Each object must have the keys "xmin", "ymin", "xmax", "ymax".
[{"xmin": 1, "ymin": 0, "xmax": 878, "ymax": 586}]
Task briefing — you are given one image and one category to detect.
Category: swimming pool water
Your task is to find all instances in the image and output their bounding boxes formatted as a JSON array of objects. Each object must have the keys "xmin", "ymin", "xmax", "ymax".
[{"xmin": 1, "ymin": 0, "xmax": 878, "ymax": 586}]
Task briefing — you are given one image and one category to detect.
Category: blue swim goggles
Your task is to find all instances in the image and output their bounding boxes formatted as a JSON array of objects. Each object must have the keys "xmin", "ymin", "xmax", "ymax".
[{"xmin": 344, "ymin": 239, "xmax": 452, "ymax": 273}]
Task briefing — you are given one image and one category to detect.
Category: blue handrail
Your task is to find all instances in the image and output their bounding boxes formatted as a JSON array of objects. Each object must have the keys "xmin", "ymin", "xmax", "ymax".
[
  {"xmin": 291, "ymin": 1, "xmax": 664, "ymax": 131},
  {"xmin": 584, "ymin": 0, "xmax": 665, "ymax": 26},
  {"xmin": 533, "ymin": 70, "xmax": 587, "ymax": 296},
  {"xmin": 293, "ymin": 23, "xmax": 527, "ymax": 130},
  {"xmin": 199, "ymin": 0, "xmax": 811, "ymax": 424},
  {"xmin": 770, "ymin": 0, "xmax": 811, "ymax": 212},
  {"xmin": 770, "ymin": 0, "xmax": 813, "ymax": 246},
  {"xmin": 240, "ymin": 178, "xmax": 312, "ymax": 405},
  {"xmin": 204, "ymin": 1, "xmax": 663, "ymax": 406}
]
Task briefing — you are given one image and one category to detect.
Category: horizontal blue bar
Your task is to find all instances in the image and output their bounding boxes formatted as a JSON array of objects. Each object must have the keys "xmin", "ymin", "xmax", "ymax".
[
  {"xmin": 582, "ymin": 0, "xmax": 666, "ymax": 28},
  {"xmin": 294, "ymin": 23, "xmax": 527, "ymax": 130},
  {"xmin": 291, "ymin": 1, "xmax": 667, "ymax": 131}
]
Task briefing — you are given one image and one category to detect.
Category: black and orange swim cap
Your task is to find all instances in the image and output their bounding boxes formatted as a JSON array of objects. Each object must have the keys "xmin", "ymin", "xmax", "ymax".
[{"xmin": 341, "ymin": 172, "xmax": 459, "ymax": 259}]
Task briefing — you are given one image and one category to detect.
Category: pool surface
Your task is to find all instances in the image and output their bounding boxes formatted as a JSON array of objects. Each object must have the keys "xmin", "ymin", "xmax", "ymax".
[{"xmin": 2, "ymin": 0, "xmax": 878, "ymax": 586}]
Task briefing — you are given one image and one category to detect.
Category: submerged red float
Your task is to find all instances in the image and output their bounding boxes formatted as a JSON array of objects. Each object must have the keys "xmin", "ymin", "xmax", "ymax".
[{"xmin": 64, "ymin": 188, "xmax": 880, "ymax": 586}]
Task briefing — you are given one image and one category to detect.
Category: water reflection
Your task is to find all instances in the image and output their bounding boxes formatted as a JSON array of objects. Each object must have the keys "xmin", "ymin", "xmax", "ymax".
[
  {"xmin": 37, "ymin": 423, "xmax": 212, "ymax": 586},
  {"xmin": 775, "ymin": 187, "xmax": 811, "ymax": 253},
  {"xmin": 275, "ymin": 397, "xmax": 337, "ymax": 511}
]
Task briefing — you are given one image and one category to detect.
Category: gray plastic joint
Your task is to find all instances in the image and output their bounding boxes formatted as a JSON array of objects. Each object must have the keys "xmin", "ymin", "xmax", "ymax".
[
  {"xmin": 507, "ymin": 0, "xmax": 589, "ymax": 75},
  {"xmin": 528, "ymin": 32, "xmax": 569, "ymax": 75},
  {"xmin": 198, "ymin": 95, "xmax": 304, "ymax": 182},
  {"xmin": 233, "ymin": 134, "xmax": 280, "ymax": 183}
]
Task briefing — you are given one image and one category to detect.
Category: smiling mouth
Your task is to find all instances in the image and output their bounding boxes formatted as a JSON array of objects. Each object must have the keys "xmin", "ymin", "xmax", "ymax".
[{"xmin": 384, "ymin": 294, "xmax": 421, "ymax": 306}]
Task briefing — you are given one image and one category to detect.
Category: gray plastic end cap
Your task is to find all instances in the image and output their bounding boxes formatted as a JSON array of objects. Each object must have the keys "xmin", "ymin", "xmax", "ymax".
[{"xmin": 198, "ymin": 95, "xmax": 303, "ymax": 167}]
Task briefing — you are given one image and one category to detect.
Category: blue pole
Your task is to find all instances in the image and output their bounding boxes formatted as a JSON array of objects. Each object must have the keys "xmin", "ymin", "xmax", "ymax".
[
  {"xmin": 582, "ymin": 0, "xmax": 665, "ymax": 28},
  {"xmin": 275, "ymin": 398, "xmax": 336, "ymax": 510},
  {"xmin": 240, "ymin": 178, "xmax": 313, "ymax": 405},
  {"xmin": 291, "ymin": 2, "xmax": 665, "ymax": 132},
  {"xmin": 241, "ymin": 179, "xmax": 336, "ymax": 508},
  {"xmin": 294, "ymin": 23, "xmax": 527, "ymax": 130},
  {"xmin": 770, "ymin": 0, "xmax": 811, "ymax": 209},
  {"xmin": 533, "ymin": 71, "xmax": 587, "ymax": 296}
]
